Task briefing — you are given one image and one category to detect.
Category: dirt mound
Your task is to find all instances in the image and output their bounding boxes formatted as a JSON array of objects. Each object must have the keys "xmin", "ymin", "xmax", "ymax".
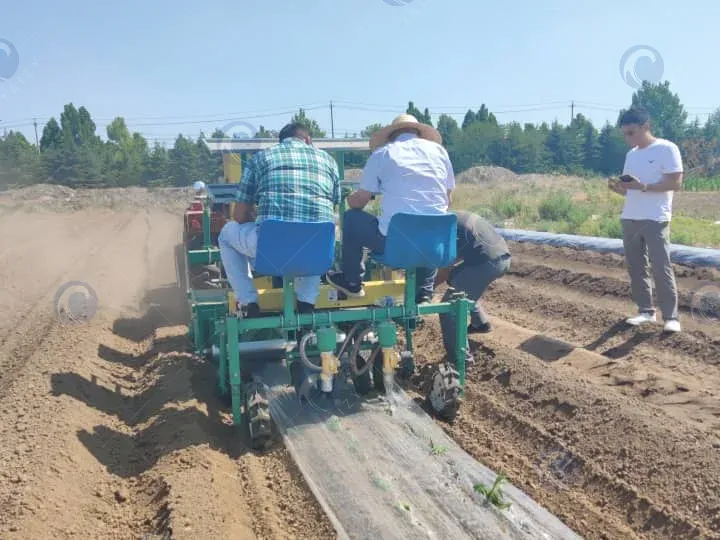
[
  {"xmin": 0, "ymin": 184, "xmax": 193, "ymax": 213},
  {"xmin": 457, "ymin": 166, "xmax": 518, "ymax": 185}
]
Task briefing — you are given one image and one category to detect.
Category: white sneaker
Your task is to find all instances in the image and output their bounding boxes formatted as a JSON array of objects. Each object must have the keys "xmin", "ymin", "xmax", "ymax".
[
  {"xmin": 626, "ymin": 313, "xmax": 656, "ymax": 326},
  {"xmin": 663, "ymin": 319, "xmax": 681, "ymax": 333}
]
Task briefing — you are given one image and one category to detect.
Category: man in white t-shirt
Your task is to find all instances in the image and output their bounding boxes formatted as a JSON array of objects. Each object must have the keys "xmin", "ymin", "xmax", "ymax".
[
  {"xmin": 608, "ymin": 107, "xmax": 684, "ymax": 333},
  {"xmin": 326, "ymin": 114, "xmax": 455, "ymax": 299}
]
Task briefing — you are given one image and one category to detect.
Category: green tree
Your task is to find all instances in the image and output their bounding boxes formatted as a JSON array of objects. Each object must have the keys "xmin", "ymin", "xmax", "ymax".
[
  {"xmin": 361, "ymin": 123, "xmax": 384, "ymax": 138},
  {"xmin": 622, "ymin": 81, "xmax": 688, "ymax": 142},
  {"xmin": 291, "ymin": 108, "xmax": 326, "ymax": 138},
  {"xmin": 436, "ymin": 114, "xmax": 460, "ymax": 148},
  {"xmin": 598, "ymin": 122, "xmax": 628, "ymax": 175}
]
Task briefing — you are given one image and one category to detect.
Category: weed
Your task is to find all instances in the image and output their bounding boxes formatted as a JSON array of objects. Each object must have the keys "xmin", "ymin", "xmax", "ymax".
[{"xmin": 430, "ymin": 440, "xmax": 447, "ymax": 456}]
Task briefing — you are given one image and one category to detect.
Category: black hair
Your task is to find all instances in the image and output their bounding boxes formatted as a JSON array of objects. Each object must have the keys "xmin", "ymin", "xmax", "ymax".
[
  {"xmin": 279, "ymin": 123, "xmax": 310, "ymax": 141},
  {"xmin": 619, "ymin": 107, "xmax": 650, "ymax": 127}
]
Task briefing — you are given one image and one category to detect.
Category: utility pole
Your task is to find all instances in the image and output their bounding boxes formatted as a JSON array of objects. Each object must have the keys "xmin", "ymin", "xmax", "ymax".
[
  {"xmin": 570, "ymin": 101, "xmax": 575, "ymax": 124},
  {"xmin": 330, "ymin": 100, "xmax": 335, "ymax": 138},
  {"xmin": 33, "ymin": 118, "xmax": 40, "ymax": 152}
]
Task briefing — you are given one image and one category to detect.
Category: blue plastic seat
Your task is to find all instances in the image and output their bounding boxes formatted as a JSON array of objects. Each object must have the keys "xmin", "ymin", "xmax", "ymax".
[
  {"xmin": 372, "ymin": 213, "xmax": 457, "ymax": 270},
  {"xmin": 254, "ymin": 220, "xmax": 336, "ymax": 277}
]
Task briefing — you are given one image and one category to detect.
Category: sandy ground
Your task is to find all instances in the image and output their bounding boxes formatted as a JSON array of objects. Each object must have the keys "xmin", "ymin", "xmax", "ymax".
[{"xmin": 0, "ymin": 199, "xmax": 719, "ymax": 539}]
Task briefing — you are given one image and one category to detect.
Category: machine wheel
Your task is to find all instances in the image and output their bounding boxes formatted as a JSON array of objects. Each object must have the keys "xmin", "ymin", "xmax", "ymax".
[
  {"xmin": 427, "ymin": 363, "xmax": 462, "ymax": 422},
  {"xmin": 244, "ymin": 382, "xmax": 273, "ymax": 451}
]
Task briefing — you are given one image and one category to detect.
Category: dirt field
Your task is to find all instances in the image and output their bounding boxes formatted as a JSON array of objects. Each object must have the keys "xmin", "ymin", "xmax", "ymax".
[{"xmin": 0, "ymin": 193, "xmax": 719, "ymax": 539}]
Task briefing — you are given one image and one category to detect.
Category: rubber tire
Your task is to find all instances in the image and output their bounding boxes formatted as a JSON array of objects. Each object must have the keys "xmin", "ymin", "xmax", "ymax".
[{"xmin": 427, "ymin": 363, "xmax": 462, "ymax": 422}]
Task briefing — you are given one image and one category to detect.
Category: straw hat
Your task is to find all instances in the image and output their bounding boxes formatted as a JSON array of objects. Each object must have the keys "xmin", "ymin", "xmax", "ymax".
[{"xmin": 369, "ymin": 113, "xmax": 443, "ymax": 151}]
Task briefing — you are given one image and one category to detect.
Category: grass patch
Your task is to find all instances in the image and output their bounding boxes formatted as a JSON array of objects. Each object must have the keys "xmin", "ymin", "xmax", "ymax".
[{"xmin": 453, "ymin": 177, "xmax": 720, "ymax": 247}]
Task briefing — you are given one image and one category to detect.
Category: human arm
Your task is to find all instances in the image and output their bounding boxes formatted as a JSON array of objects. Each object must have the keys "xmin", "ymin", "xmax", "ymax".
[
  {"xmin": 233, "ymin": 155, "xmax": 259, "ymax": 223},
  {"xmin": 622, "ymin": 172, "xmax": 683, "ymax": 192},
  {"xmin": 347, "ymin": 148, "xmax": 383, "ymax": 210},
  {"xmin": 443, "ymin": 147, "xmax": 456, "ymax": 206},
  {"xmin": 623, "ymin": 143, "xmax": 684, "ymax": 192}
]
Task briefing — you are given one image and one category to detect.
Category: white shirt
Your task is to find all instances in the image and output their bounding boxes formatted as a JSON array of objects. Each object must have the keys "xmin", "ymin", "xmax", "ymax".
[
  {"xmin": 621, "ymin": 138, "xmax": 684, "ymax": 222},
  {"xmin": 359, "ymin": 133, "xmax": 455, "ymax": 235}
]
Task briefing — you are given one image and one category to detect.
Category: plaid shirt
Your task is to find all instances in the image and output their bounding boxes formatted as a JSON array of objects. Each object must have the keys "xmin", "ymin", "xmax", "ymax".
[{"xmin": 235, "ymin": 138, "xmax": 340, "ymax": 223}]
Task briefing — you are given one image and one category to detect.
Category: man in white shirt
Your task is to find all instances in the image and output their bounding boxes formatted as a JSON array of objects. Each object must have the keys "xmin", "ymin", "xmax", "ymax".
[
  {"xmin": 608, "ymin": 107, "xmax": 684, "ymax": 333},
  {"xmin": 326, "ymin": 114, "xmax": 455, "ymax": 300}
]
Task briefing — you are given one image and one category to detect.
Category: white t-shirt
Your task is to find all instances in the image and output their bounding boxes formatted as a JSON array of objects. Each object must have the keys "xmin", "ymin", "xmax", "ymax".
[
  {"xmin": 621, "ymin": 138, "xmax": 684, "ymax": 222},
  {"xmin": 359, "ymin": 133, "xmax": 455, "ymax": 236}
]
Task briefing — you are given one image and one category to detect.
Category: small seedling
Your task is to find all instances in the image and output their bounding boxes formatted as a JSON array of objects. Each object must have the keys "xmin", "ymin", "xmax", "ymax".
[
  {"xmin": 430, "ymin": 440, "xmax": 447, "ymax": 456},
  {"xmin": 395, "ymin": 501, "xmax": 411, "ymax": 512},
  {"xmin": 371, "ymin": 473, "xmax": 392, "ymax": 492},
  {"xmin": 326, "ymin": 415, "xmax": 341, "ymax": 432},
  {"xmin": 474, "ymin": 472, "xmax": 512, "ymax": 510}
]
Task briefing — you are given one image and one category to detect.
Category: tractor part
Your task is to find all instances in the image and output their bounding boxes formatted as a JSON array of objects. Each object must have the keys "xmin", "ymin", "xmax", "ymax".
[
  {"xmin": 396, "ymin": 350, "xmax": 415, "ymax": 380},
  {"xmin": 349, "ymin": 327, "xmax": 380, "ymax": 395},
  {"xmin": 316, "ymin": 326, "xmax": 338, "ymax": 393},
  {"xmin": 244, "ymin": 381, "xmax": 273, "ymax": 450},
  {"xmin": 298, "ymin": 326, "xmax": 338, "ymax": 393},
  {"xmin": 375, "ymin": 321, "xmax": 398, "ymax": 392},
  {"xmin": 427, "ymin": 362, "xmax": 462, "ymax": 422}
]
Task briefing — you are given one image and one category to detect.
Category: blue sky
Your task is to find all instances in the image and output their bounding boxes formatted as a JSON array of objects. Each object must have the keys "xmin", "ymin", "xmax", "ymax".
[{"xmin": 1, "ymin": 0, "xmax": 717, "ymax": 145}]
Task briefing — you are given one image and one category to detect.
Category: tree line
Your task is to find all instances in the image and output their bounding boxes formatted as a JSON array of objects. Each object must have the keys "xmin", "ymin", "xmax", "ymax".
[{"xmin": 1, "ymin": 80, "xmax": 718, "ymax": 190}]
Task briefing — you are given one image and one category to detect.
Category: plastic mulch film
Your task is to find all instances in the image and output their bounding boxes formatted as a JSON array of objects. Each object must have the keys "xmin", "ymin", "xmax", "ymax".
[{"xmin": 261, "ymin": 366, "xmax": 581, "ymax": 540}]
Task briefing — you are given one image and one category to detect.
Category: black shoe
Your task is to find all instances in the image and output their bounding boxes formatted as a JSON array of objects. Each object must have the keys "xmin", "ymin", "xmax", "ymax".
[
  {"xmin": 468, "ymin": 322, "xmax": 492, "ymax": 334},
  {"xmin": 325, "ymin": 271, "xmax": 365, "ymax": 298}
]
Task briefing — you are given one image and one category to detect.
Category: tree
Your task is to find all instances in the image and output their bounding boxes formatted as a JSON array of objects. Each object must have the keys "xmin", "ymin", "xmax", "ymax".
[
  {"xmin": 361, "ymin": 123, "xmax": 384, "ymax": 138},
  {"xmin": 291, "ymin": 108, "xmax": 326, "ymax": 138},
  {"xmin": 436, "ymin": 114, "xmax": 460, "ymax": 149},
  {"xmin": 624, "ymin": 81, "xmax": 688, "ymax": 142},
  {"xmin": 0, "ymin": 131, "xmax": 42, "ymax": 187},
  {"xmin": 462, "ymin": 110, "xmax": 477, "ymax": 130},
  {"xmin": 598, "ymin": 122, "xmax": 628, "ymax": 175},
  {"xmin": 255, "ymin": 125, "xmax": 277, "ymax": 138},
  {"xmin": 40, "ymin": 118, "xmax": 63, "ymax": 151}
]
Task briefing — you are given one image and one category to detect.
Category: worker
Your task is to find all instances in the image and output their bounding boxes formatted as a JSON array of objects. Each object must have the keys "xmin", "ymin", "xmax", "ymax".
[
  {"xmin": 608, "ymin": 106, "xmax": 684, "ymax": 333},
  {"xmin": 325, "ymin": 114, "xmax": 455, "ymax": 301},
  {"xmin": 218, "ymin": 123, "xmax": 340, "ymax": 318},
  {"xmin": 435, "ymin": 210, "xmax": 511, "ymax": 365}
]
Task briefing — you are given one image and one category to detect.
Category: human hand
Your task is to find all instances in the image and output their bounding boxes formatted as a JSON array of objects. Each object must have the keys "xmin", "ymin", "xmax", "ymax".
[
  {"xmin": 620, "ymin": 177, "xmax": 645, "ymax": 191},
  {"xmin": 608, "ymin": 177, "xmax": 627, "ymax": 195}
]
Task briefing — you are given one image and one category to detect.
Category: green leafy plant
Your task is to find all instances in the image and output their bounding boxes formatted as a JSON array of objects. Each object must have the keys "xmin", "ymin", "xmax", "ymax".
[
  {"xmin": 430, "ymin": 440, "xmax": 447, "ymax": 456},
  {"xmin": 474, "ymin": 472, "xmax": 512, "ymax": 510}
]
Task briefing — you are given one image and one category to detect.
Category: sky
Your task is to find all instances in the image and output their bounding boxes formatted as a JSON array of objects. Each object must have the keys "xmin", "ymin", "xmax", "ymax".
[{"xmin": 1, "ymin": 0, "xmax": 718, "ymax": 145}]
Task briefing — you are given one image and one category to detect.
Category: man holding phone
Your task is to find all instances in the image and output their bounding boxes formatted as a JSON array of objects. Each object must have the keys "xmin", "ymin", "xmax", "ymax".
[{"xmin": 608, "ymin": 107, "xmax": 684, "ymax": 333}]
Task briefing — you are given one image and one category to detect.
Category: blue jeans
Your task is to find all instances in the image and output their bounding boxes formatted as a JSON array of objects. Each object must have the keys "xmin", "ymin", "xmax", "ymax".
[
  {"xmin": 440, "ymin": 255, "xmax": 511, "ymax": 363},
  {"xmin": 218, "ymin": 221, "xmax": 321, "ymax": 305},
  {"xmin": 341, "ymin": 209, "xmax": 436, "ymax": 300}
]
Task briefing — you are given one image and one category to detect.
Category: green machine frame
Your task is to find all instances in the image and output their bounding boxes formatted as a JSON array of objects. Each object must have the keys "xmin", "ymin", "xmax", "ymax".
[{"xmin": 187, "ymin": 138, "xmax": 473, "ymax": 449}]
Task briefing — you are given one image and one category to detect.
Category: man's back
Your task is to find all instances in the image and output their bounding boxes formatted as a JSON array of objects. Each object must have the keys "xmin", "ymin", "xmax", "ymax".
[
  {"xmin": 359, "ymin": 133, "xmax": 455, "ymax": 235},
  {"xmin": 237, "ymin": 138, "xmax": 340, "ymax": 223}
]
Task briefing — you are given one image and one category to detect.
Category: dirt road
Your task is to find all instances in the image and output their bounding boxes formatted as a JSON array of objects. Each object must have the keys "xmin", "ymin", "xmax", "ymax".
[{"xmin": 0, "ymin": 203, "xmax": 718, "ymax": 539}]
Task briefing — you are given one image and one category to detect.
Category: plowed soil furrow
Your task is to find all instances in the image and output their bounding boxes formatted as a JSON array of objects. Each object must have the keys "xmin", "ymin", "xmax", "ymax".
[
  {"xmin": 0, "ymin": 209, "xmax": 334, "ymax": 539},
  {"xmin": 410, "ymin": 314, "xmax": 720, "ymax": 539},
  {"xmin": 3, "ymin": 204, "xmax": 719, "ymax": 540}
]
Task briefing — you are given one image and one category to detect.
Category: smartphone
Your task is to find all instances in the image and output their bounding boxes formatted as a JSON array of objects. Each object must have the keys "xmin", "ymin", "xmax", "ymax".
[{"xmin": 619, "ymin": 174, "xmax": 635, "ymax": 183}]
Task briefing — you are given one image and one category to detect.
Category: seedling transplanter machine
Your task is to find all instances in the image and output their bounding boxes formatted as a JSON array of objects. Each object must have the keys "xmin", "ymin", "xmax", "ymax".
[
  {"xmin": 186, "ymin": 138, "xmax": 470, "ymax": 448},
  {"xmin": 181, "ymin": 138, "xmax": 581, "ymax": 539}
]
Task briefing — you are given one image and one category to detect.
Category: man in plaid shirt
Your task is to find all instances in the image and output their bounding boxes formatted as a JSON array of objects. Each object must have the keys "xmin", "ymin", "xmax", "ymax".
[{"xmin": 218, "ymin": 123, "xmax": 340, "ymax": 317}]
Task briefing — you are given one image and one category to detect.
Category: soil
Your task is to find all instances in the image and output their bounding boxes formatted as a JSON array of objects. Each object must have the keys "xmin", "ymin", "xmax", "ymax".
[{"xmin": 1, "ymin": 190, "xmax": 719, "ymax": 539}]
